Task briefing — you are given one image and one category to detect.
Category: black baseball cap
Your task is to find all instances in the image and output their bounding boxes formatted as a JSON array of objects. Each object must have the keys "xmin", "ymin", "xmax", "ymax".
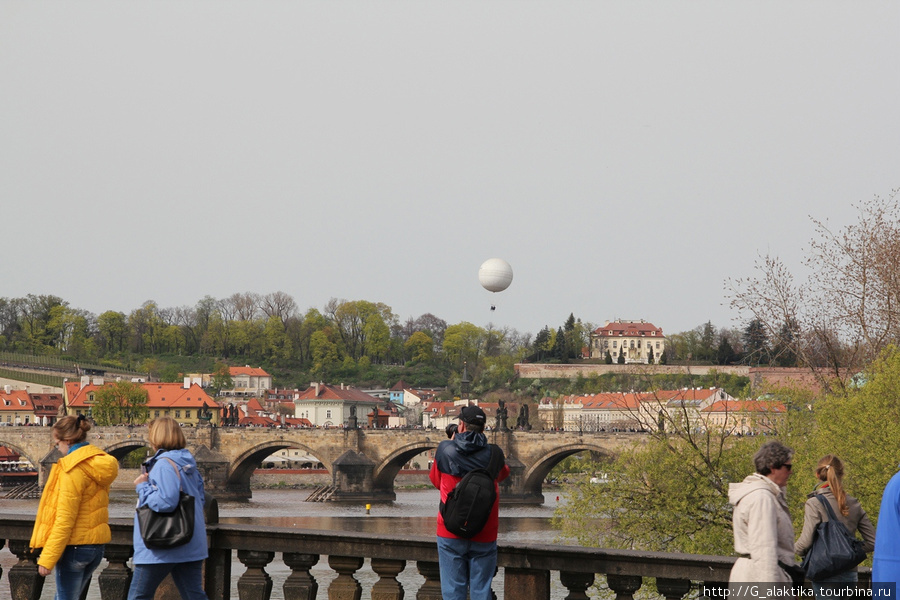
[{"xmin": 459, "ymin": 405, "xmax": 486, "ymax": 426}]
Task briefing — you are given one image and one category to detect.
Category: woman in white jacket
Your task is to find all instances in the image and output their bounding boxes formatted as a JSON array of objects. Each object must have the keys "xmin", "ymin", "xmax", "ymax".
[{"xmin": 729, "ymin": 441, "xmax": 797, "ymax": 587}]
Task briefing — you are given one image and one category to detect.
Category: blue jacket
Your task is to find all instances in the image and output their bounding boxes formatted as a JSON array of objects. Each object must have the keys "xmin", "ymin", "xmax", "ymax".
[
  {"xmin": 133, "ymin": 448, "xmax": 208, "ymax": 564},
  {"xmin": 874, "ymin": 470, "xmax": 900, "ymax": 583}
]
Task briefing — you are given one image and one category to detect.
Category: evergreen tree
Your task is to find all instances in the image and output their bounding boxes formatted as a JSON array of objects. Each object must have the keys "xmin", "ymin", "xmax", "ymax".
[{"xmin": 742, "ymin": 319, "xmax": 770, "ymax": 365}]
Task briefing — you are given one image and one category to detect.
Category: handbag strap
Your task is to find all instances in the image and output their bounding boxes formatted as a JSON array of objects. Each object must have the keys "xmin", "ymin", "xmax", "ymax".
[
  {"xmin": 161, "ymin": 457, "xmax": 184, "ymax": 493},
  {"xmin": 815, "ymin": 493, "xmax": 840, "ymax": 523}
]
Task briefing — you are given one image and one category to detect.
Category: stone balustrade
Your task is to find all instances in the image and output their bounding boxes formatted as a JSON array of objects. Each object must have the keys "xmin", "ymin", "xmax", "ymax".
[{"xmin": 0, "ymin": 514, "xmax": 872, "ymax": 600}]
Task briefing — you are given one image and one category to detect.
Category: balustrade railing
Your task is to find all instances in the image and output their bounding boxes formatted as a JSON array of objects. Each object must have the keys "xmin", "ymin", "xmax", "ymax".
[{"xmin": 0, "ymin": 514, "xmax": 872, "ymax": 600}]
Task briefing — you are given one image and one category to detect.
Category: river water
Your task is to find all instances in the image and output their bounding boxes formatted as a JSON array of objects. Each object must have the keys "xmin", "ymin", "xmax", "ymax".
[{"xmin": 1, "ymin": 487, "xmax": 580, "ymax": 599}]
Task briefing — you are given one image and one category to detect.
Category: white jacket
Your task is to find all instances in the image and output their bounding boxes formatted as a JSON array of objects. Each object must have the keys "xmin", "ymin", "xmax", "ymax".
[{"xmin": 729, "ymin": 473, "xmax": 796, "ymax": 584}]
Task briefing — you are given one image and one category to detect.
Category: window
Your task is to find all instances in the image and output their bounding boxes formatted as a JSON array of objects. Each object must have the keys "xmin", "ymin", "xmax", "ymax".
[
  {"xmin": 630, "ymin": 341, "xmax": 635, "ymax": 348},
  {"xmin": 175, "ymin": 410, "xmax": 181, "ymax": 419},
  {"xmin": 186, "ymin": 410, "xmax": 191, "ymax": 418},
  {"xmin": 613, "ymin": 341, "xmax": 617, "ymax": 348},
  {"xmin": 326, "ymin": 410, "xmax": 332, "ymax": 419},
  {"xmin": 656, "ymin": 342, "xmax": 660, "ymax": 349},
  {"xmin": 165, "ymin": 410, "xmax": 170, "ymax": 416},
  {"xmin": 88, "ymin": 393, "xmax": 94, "ymax": 403},
  {"xmin": 155, "ymin": 411, "xmax": 160, "ymax": 418}
]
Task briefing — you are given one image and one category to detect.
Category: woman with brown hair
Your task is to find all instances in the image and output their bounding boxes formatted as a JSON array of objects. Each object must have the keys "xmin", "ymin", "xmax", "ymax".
[
  {"xmin": 128, "ymin": 416, "xmax": 208, "ymax": 600},
  {"xmin": 795, "ymin": 455, "xmax": 876, "ymax": 597},
  {"xmin": 29, "ymin": 414, "xmax": 119, "ymax": 600}
]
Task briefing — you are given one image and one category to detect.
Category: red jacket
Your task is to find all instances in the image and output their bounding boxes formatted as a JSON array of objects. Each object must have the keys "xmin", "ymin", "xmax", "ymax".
[{"xmin": 429, "ymin": 436, "xmax": 510, "ymax": 543}]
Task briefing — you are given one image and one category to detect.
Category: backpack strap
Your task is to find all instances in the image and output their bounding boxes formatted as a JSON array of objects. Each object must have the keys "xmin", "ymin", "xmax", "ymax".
[{"xmin": 486, "ymin": 444, "xmax": 505, "ymax": 479}]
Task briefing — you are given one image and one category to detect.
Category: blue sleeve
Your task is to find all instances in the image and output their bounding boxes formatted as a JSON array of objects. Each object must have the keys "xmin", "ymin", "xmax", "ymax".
[{"xmin": 136, "ymin": 458, "xmax": 182, "ymax": 512}]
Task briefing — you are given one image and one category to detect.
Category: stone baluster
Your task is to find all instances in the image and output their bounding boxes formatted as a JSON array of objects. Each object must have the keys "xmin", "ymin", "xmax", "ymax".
[
  {"xmin": 7, "ymin": 539, "xmax": 45, "ymax": 600},
  {"xmin": 414, "ymin": 561, "xmax": 442, "ymax": 600},
  {"xmin": 656, "ymin": 578, "xmax": 692, "ymax": 600},
  {"xmin": 327, "ymin": 555, "xmax": 364, "ymax": 600},
  {"xmin": 606, "ymin": 574, "xmax": 643, "ymax": 600},
  {"xmin": 282, "ymin": 552, "xmax": 319, "ymax": 600},
  {"xmin": 237, "ymin": 549, "xmax": 275, "ymax": 600},
  {"xmin": 370, "ymin": 558, "xmax": 406, "ymax": 600},
  {"xmin": 560, "ymin": 570, "xmax": 595, "ymax": 600},
  {"xmin": 98, "ymin": 544, "xmax": 134, "ymax": 600},
  {"xmin": 505, "ymin": 567, "xmax": 550, "ymax": 600}
]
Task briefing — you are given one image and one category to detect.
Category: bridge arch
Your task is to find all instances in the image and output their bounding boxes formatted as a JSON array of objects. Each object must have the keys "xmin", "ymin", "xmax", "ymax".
[
  {"xmin": 102, "ymin": 438, "xmax": 152, "ymax": 462},
  {"xmin": 520, "ymin": 442, "xmax": 613, "ymax": 502},
  {"xmin": 227, "ymin": 440, "xmax": 333, "ymax": 495},
  {"xmin": 373, "ymin": 440, "xmax": 438, "ymax": 491},
  {"xmin": 0, "ymin": 438, "xmax": 44, "ymax": 478}
]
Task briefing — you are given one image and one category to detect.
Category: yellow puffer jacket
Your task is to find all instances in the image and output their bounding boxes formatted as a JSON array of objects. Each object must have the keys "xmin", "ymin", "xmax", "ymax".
[{"xmin": 29, "ymin": 443, "xmax": 119, "ymax": 570}]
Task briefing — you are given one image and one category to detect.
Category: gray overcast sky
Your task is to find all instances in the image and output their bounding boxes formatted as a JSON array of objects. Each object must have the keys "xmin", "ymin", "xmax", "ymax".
[{"xmin": 2, "ymin": 2, "xmax": 898, "ymax": 338}]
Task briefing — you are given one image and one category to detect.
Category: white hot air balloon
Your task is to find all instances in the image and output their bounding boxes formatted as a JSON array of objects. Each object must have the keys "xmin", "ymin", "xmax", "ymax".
[{"xmin": 479, "ymin": 258, "xmax": 513, "ymax": 310}]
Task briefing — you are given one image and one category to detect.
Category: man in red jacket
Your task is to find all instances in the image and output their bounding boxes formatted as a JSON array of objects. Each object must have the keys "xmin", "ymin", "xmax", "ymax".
[{"xmin": 429, "ymin": 405, "xmax": 510, "ymax": 600}]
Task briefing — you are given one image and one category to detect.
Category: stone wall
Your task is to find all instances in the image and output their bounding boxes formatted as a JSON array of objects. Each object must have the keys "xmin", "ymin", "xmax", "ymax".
[{"xmin": 514, "ymin": 363, "xmax": 750, "ymax": 379}]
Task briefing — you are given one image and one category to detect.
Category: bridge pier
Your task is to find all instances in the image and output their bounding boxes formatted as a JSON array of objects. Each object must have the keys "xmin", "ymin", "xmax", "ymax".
[
  {"xmin": 329, "ymin": 450, "xmax": 395, "ymax": 504},
  {"xmin": 498, "ymin": 457, "xmax": 545, "ymax": 505}
]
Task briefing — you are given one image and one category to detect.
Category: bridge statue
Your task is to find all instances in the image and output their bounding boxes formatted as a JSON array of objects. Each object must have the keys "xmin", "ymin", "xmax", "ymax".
[
  {"xmin": 517, "ymin": 404, "xmax": 531, "ymax": 431},
  {"xmin": 496, "ymin": 399, "xmax": 509, "ymax": 432}
]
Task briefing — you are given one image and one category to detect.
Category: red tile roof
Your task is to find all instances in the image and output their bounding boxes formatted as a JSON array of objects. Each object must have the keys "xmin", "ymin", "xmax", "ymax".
[
  {"xmin": 65, "ymin": 381, "xmax": 215, "ymax": 410},
  {"xmin": 297, "ymin": 384, "xmax": 380, "ymax": 403},
  {"xmin": 594, "ymin": 320, "xmax": 663, "ymax": 336},
  {"xmin": 229, "ymin": 366, "xmax": 270, "ymax": 377},
  {"xmin": 0, "ymin": 389, "xmax": 33, "ymax": 411}
]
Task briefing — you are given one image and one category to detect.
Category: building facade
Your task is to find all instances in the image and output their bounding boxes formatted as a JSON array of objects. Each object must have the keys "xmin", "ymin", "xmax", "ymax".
[
  {"xmin": 293, "ymin": 382, "xmax": 383, "ymax": 428},
  {"xmin": 590, "ymin": 319, "xmax": 665, "ymax": 364}
]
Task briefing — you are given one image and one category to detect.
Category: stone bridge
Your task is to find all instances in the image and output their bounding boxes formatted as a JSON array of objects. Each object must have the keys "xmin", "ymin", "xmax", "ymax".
[{"xmin": 0, "ymin": 426, "xmax": 636, "ymax": 504}]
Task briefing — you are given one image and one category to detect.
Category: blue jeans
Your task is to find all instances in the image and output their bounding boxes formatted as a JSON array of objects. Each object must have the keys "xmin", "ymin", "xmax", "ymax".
[
  {"xmin": 812, "ymin": 569, "xmax": 857, "ymax": 600},
  {"xmin": 55, "ymin": 544, "xmax": 104, "ymax": 600},
  {"xmin": 436, "ymin": 536, "xmax": 497, "ymax": 600},
  {"xmin": 127, "ymin": 560, "xmax": 207, "ymax": 600}
]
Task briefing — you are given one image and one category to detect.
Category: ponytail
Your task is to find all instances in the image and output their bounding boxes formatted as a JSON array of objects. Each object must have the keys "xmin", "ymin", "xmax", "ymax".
[
  {"xmin": 53, "ymin": 414, "xmax": 91, "ymax": 445},
  {"xmin": 816, "ymin": 454, "xmax": 848, "ymax": 516}
]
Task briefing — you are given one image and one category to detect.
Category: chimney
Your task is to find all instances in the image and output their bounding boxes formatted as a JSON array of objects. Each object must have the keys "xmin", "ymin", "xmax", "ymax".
[
  {"xmin": 311, "ymin": 382, "xmax": 320, "ymax": 397},
  {"xmin": 184, "ymin": 377, "xmax": 191, "ymax": 389},
  {"xmin": 80, "ymin": 375, "xmax": 90, "ymax": 389},
  {"xmin": 3, "ymin": 385, "xmax": 10, "ymax": 394}
]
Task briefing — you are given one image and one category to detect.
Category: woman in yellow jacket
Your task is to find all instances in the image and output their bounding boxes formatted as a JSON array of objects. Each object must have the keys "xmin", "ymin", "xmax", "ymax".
[{"xmin": 29, "ymin": 415, "xmax": 119, "ymax": 600}]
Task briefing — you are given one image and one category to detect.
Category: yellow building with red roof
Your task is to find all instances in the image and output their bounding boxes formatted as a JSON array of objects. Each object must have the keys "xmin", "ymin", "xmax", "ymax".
[
  {"xmin": 1, "ymin": 387, "xmax": 36, "ymax": 426},
  {"xmin": 64, "ymin": 376, "xmax": 219, "ymax": 426}
]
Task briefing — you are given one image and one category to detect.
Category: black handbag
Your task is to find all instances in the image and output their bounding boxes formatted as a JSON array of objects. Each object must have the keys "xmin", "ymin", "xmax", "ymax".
[
  {"xmin": 801, "ymin": 494, "xmax": 866, "ymax": 581},
  {"xmin": 136, "ymin": 457, "xmax": 196, "ymax": 549}
]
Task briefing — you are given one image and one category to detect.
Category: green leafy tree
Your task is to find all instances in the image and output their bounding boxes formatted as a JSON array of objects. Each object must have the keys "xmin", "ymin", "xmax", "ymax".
[
  {"xmin": 804, "ymin": 346, "xmax": 900, "ymax": 519},
  {"xmin": 405, "ymin": 331, "xmax": 435, "ymax": 364},
  {"xmin": 208, "ymin": 361, "xmax": 233, "ymax": 397},
  {"xmin": 442, "ymin": 322, "xmax": 486, "ymax": 369},
  {"xmin": 92, "ymin": 381, "xmax": 150, "ymax": 425},
  {"xmin": 310, "ymin": 329, "xmax": 340, "ymax": 380}
]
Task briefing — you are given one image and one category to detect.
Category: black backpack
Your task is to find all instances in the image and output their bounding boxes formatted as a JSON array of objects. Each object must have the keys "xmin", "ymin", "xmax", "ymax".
[{"xmin": 440, "ymin": 444, "xmax": 505, "ymax": 538}]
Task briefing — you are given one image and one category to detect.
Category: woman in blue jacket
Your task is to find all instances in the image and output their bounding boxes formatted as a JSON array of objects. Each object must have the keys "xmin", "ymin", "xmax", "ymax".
[{"xmin": 128, "ymin": 417, "xmax": 208, "ymax": 600}]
